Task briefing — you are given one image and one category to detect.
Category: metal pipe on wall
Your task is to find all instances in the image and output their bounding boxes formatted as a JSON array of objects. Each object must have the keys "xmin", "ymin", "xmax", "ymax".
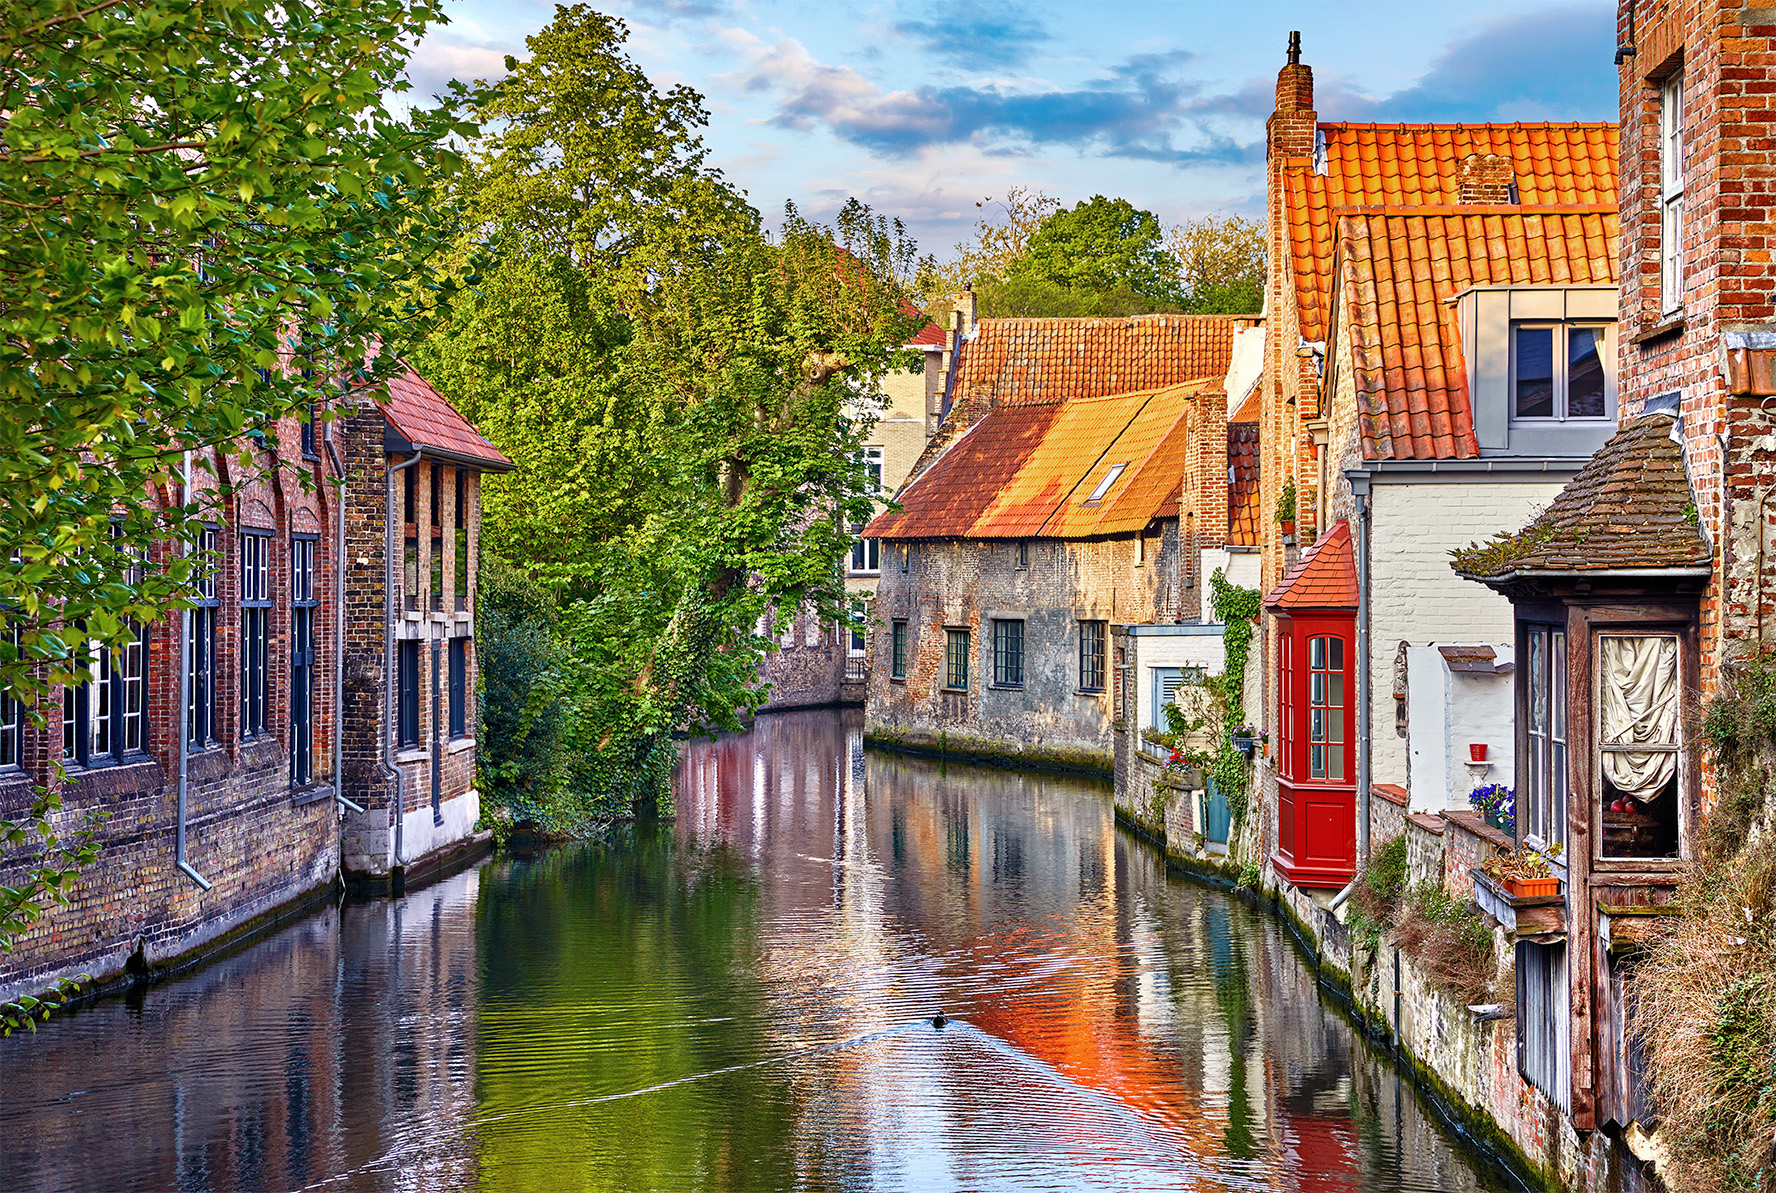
[{"xmin": 1354, "ymin": 483, "xmax": 1373, "ymax": 870}]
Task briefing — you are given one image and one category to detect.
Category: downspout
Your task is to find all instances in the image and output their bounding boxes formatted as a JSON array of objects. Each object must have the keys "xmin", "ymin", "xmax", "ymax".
[
  {"xmin": 1354, "ymin": 479, "xmax": 1373, "ymax": 871},
  {"xmin": 176, "ymin": 449, "xmax": 212, "ymax": 891},
  {"xmin": 324, "ymin": 420, "xmax": 364, "ymax": 816},
  {"xmin": 386, "ymin": 449, "xmax": 424, "ymax": 871}
]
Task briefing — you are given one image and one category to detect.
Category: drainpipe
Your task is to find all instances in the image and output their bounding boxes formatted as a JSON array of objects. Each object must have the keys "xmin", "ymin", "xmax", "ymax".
[
  {"xmin": 1353, "ymin": 478, "xmax": 1373, "ymax": 871},
  {"xmin": 175, "ymin": 449, "xmax": 212, "ymax": 891},
  {"xmin": 323, "ymin": 421, "xmax": 364, "ymax": 816},
  {"xmin": 430, "ymin": 638, "xmax": 442, "ymax": 826},
  {"xmin": 385, "ymin": 449, "xmax": 424, "ymax": 872}
]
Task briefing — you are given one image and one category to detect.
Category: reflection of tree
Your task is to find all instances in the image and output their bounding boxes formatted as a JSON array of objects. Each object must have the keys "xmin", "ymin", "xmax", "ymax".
[{"xmin": 1204, "ymin": 899, "xmax": 1260, "ymax": 1160}]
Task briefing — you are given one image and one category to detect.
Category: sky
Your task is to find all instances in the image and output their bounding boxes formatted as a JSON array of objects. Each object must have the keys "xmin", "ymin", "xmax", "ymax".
[{"xmin": 405, "ymin": 0, "xmax": 1621, "ymax": 257}]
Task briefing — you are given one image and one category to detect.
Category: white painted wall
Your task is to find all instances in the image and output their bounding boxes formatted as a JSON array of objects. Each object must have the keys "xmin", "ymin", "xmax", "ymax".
[
  {"xmin": 1199, "ymin": 548, "xmax": 1262, "ymax": 622},
  {"xmin": 1131, "ymin": 628, "xmax": 1227, "ymax": 736},
  {"xmin": 1369, "ymin": 480, "xmax": 1561, "ymax": 791},
  {"xmin": 1405, "ymin": 644, "xmax": 1516, "ymax": 813}
]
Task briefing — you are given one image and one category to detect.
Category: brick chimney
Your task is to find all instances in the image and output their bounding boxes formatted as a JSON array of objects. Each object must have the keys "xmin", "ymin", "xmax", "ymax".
[
  {"xmin": 1268, "ymin": 31, "xmax": 1316, "ymax": 163},
  {"xmin": 1458, "ymin": 153, "xmax": 1515, "ymax": 204}
]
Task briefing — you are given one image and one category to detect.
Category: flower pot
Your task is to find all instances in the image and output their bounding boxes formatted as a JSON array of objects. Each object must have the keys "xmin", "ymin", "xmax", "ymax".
[
  {"xmin": 1279, "ymin": 519, "xmax": 1296, "ymax": 538},
  {"xmin": 1231, "ymin": 735, "xmax": 1255, "ymax": 758},
  {"xmin": 1484, "ymin": 807, "xmax": 1514, "ymax": 836},
  {"xmin": 1504, "ymin": 875, "xmax": 1559, "ymax": 899},
  {"xmin": 1469, "ymin": 743, "xmax": 1488, "ymax": 762}
]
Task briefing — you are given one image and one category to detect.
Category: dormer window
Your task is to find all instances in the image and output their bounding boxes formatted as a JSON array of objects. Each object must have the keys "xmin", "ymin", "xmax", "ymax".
[
  {"xmin": 1085, "ymin": 463, "xmax": 1126, "ymax": 503},
  {"xmin": 1512, "ymin": 323, "xmax": 1613, "ymax": 422}
]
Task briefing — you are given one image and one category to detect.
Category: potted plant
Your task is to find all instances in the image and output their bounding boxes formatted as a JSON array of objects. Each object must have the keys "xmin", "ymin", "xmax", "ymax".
[
  {"xmin": 1275, "ymin": 479, "xmax": 1297, "ymax": 538},
  {"xmin": 1482, "ymin": 842, "xmax": 1563, "ymax": 899},
  {"xmin": 1230, "ymin": 725, "xmax": 1256, "ymax": 757},
  {"xmin": 1468, "ymin": 783, "xmax": 1515, "ymax": 836}
]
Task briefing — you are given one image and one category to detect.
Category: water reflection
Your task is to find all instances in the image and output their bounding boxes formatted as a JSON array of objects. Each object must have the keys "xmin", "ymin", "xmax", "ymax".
[{"xmin": 0, "ymin": 709, "xmax": 1506, "ymax": 1192}]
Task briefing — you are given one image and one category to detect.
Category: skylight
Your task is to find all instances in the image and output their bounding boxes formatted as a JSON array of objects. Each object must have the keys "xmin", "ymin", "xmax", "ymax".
[{"xmin": 1085, "ymin": 463, "xmax": 1127, "ymax": 503}]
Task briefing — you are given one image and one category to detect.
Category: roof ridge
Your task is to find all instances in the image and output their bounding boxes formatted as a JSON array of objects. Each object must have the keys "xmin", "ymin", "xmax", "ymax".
[
  {"xmin": 1332, "ymin": 203, "xmax": 1615, "ymax": 217},
  {"xmin": 1318, "ymin": 120, "xmax": 1619, "ymax": 132}
]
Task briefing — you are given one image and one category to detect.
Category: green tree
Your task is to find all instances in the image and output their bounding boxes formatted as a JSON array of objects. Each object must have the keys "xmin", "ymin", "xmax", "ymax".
[
  {"xmin": 419, "ymin": 7, "xmax": 919, "ymax": 821},
  {"xmin": 0, "ymin": 0, "xmax": 474, "ymax": 956},
  {"xmin": 1166, "ymin": 214, "xmax": 1264, "ymax": 315},
  {"xmin": 1012, "ymin": 195, "xmax": 1181, "ymax": 307}
]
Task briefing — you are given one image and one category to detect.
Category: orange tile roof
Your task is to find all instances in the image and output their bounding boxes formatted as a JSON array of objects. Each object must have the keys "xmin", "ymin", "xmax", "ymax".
[
  {"xmin": 951, "ymin": 314, "xmax": 1242, "ymax": 409},
  {"xmin": 1227, "ymin": 421, "xmax": 1261, "ymax": 546},
  {"xmin": 907, "ymin": 320, "xmax": 945, "ymax": 348},
  {"xmin": 1337, "ymin": 206, "xmax": 1618, "ymax": 460},
  {"xmin": 1265, "ymin": 519, "xmax": 1357, "ymax": 610},
  {"xmin": 1286, "ymin": 122, "xmax": 1618, "ymax": 345},
  {"xmin": 382, "ymin": 367, "xmax": 515, "ymax": 471},
  {"xmin": 867, "ymin": 380, "xmax": 1219, "ymax": 541}
]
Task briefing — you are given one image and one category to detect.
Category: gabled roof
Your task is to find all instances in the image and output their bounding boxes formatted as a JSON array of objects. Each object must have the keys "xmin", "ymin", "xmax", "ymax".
[
  {"xmin": 1452, "ymin": 414, "xmax": 1710, "ymax": 582},
  {"xmin": 907, "ymin": 321, "xmax": 946, "ymax": 348},
  {"xmin": 1337, "ymin": 206, "xmax": 1618, "ymax": 460},
  {"xmin": 1286, "ymin": 122, "xmax": 1618, "ymax": 345},
  {"xmin": 950, "ymin": 314, "xmax": 1242, "ymax": 410},
  {"xmin": 1228, "ymin": 421, "xmax": 1261, "ymax": 546},
  {"xmin": 866, "ymin": 379, "xmax": 1219, "ymax": 541},
  {"xmin": 382, "ymin": 368, "xmax": 515, "ymax": 472},
  {"xmin": 1265, "ymin": 519, "xmax": 1357, "ymax": 611}
]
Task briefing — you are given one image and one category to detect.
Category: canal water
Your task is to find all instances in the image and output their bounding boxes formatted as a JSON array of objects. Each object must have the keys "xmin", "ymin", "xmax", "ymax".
[{"xmin": 0, "ymin": 710, "xmax": 1507, "ymax": 1192}]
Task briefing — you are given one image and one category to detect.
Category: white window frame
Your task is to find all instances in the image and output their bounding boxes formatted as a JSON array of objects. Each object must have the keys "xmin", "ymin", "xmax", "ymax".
[
  {"xmin": 849, "ymin": 526, "xmax": 879, "ymax": 575},
  {"xmin": 1661, "ymin": 72, "xmax": 1686, "ymax": 314},
  {"xmin": 1085, "ymin": 462, "xmax": 1126, "ymax": 504},
  {"xmin": 1509, "ymin": 322, "xmax": 1616, "ymax": 423}
]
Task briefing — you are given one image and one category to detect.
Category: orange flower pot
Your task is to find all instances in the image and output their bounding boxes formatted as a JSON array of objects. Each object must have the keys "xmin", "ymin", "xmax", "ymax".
[{"xmin": 1504, "ymin": 875, "xmax": 1559, "ymax": 899}]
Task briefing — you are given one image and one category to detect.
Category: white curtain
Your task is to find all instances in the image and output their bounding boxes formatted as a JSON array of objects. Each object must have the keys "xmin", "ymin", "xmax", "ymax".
[{"xmin": 1599, "ymin": 635, "xmax": 1679, "ymax": 798}]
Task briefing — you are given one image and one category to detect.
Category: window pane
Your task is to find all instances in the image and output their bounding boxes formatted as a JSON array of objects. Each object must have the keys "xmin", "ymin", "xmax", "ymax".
[
  {"xmin": 1310, "ymin": 671, "xmax": 1325, "ymax": 706},
  {"xmin": 1327, "ymin": 672, "xmax": 1344, "ymax": 708},
  {"xmin": 1515, "ymin": 327, "xmax": 1555, "ymax": 418},
  {"xmin": 1567, "ymin": 328, "xmax": 1607, "ymax": 418},
  {"xmin": 1309, "ymin": 636, "xmax": 1325, "ymax": 669},
  {"xmin": 1311, "ymin": 743, "xmax": 1326, "ymax": 779},
  {"xmin": 1327, "ymin": 637, "xmax": 1343, "ymax": 671}
]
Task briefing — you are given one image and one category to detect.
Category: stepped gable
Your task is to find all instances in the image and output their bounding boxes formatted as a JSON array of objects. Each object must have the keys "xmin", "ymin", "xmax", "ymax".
[
  {"xmin": 1336, "ymin": 205, "xmax": 1618, "ymax": 461},
  {"xmin": 1452, "ymin": 414, "xmax": 1710, "ymax": 581}
]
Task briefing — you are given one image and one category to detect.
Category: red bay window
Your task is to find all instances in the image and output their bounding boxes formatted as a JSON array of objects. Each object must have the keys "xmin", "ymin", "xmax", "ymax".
[{"xmin": 1266, "ymin": 521, "xmax": 1358, "ymax": 888}]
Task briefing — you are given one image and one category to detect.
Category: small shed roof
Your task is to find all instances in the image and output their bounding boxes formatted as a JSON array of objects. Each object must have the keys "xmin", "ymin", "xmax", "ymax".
[
  {"xmin": 1265, "ymin": 519, "xmax": 1357, "ymax": 611},
  {"xmin": 381, "ymin": 367, "xmax": 515, "ymax": 472}
]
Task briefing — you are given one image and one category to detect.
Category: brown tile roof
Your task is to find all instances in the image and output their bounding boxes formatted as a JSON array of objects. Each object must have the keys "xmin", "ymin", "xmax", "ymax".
[
  {"xmin": 1265, "ymin": 519, "xmax": 1357, "ymax": 610},
  {"xmin": 866, "ymin": 379, "xmax": 1219, "ymax": 541},
  {"xmin": 1286, "ymin": 122, "xmax": 1619, "ymax": 345},
  {"xmin": 1228, "ymin": 422, "xmax": 1261, "ymax": 546},
  {"xmin": 951, "ymin": 314, "xmax": 1243, "ymax": 409},
  {"xmin": 382, "ymin": 367, "xmax": 515, "ymax": 471},
  {"xmin": 1337, "ymin": 206, "xmax": 1618, "ymax": 460},
  {"xmin": 1451, "ymin": 414, "xmax": 1709, "ymax": 580}
]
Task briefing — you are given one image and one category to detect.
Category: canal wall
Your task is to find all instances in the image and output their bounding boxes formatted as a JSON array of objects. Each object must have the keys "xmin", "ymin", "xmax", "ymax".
[{"xmin": 1110, "ymin": 774, "xmax": 1658, "ymax": 1193}]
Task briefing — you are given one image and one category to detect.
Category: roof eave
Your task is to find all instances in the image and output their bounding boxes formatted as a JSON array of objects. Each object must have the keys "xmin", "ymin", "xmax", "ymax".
[{"xmin": 384, "ymin": 425, "xmax": 517, "ymax": 473}]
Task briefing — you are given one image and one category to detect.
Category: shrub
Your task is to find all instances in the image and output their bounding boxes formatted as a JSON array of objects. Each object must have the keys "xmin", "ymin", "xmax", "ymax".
[
  {"xmin": 1389, "ymin": 882, "xmax": 1496, "ymax": 1006},
  {"xmin": 1348, "ymin": 834, "xmax": 1408, "ymax": 953},
  {"xmin": 476, "ymin": 554, "xmax": 568, "ymax": 822}
]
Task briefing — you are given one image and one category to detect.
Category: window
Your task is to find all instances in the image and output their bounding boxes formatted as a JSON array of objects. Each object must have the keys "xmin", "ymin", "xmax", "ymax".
[
  {"xmin": 1078, "ymin": 620, "xmax": 1106, "ymax": 692},
  {"xmin": 1016, "ymin": 541, "xmax": 1028, "ymax": 568},
  {"xmin": 430, "ymin": 464, "xmax": 444, "ymax": 613},
  {"xmin": 899, "ymin": 544, "xmax": 909, "ymax": 573},
  {"xmin": 1517, "ymin": 941, "xmax": 1571, "ymax": 1110},
  {"xmin": 891, "ymin": 620, "xmax": 907, "ymax": 679},
  {"xmin": 299, "ymin": 403, "xmax": 317, "ymax": 459},
  {"xmin": 1085, "ymin": 462, "xmax": 1127, "ymax": 503},
  {"xmin": 1152, "ymin": 667, "xmax": 1190, "ymax": 731},
  {"xmin": 944, "ymin": 628, "xmax": 970, "ymax": 690},
  {"xmin": 1662, "ymin": 71, "xmax": 1686, "ymax": 312},
  {"xmin": 397, "ymin": 639, "xmax": 420, "ymax": 748},
  {"xmin": 239, "ymin": 530, "xmax": 272, "ymax": 739},
  {"xmin": 850, "ymin": 528, "xmax": 880, "ymax": 575},
  {"xmin": 188, "ymin": 527, "xmax": 219, "ymax": 749},
  {"xmin": 859, "ymin": 445, "xmax": 884, "ymax": 493},
  {"xmin": 992, "ymin": 619, "xmax": 1024, "ymax": 688},
  {"xmin": 1598, "ymin": 633, "xmax": 1682, "ymax": 860},
  {"xmin": 402, "ymin": 462, "xmax": 419, "ymax": 613},
  {"xmin": 291, "ymin": 535, "xmax": 318, "ymax": 786},
  {"xmin": 448, "ymin": 637, "xmax": 467, "ymax": 738},
  {"xmin": 0, "ymin": 622, "xmax": 21, "ymax": 769},
  {"xmin": 62, "ymin": 625, "xmax": 147, "ymax": 768},
  {"xmin": 1524, "ymin": 625, "xmax": 1568, "ymax": 852},
  {"xmin": 454, "ymin": 471, "xmax": 470, "ymax": 612},
  {"xmin": 1512, "ymin": 324, "xmax": 1611, "ymax": 421},
  {"xmin": 1308, "ymin": 635, "xmax": 1347, "ymax": 780}
]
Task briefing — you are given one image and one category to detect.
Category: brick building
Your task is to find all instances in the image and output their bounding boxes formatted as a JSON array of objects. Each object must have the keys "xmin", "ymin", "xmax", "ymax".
[
  {"xmin": 0, "ymin": 363, "xmax": 510, "ymax": 1005},
  {"xmin": 864, "ymin": 312, "xmax": 1248, "ymax": 771}
]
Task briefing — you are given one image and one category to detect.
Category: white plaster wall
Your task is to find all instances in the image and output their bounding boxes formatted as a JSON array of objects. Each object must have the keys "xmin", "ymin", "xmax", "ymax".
[
  {"xmin": 1369, "ymin": 481, "xmax": 1561, "ymax": 790},
  {"xmin": 1131, "ymin": 630, "xmax": 1227, "ymax": 735},
  {"xmin": 1199, "ymin": 548, "xmax": 1262, "ymax": 622},
  {"xmin": 1404, "ymin": 645, "xmax": 1516, "ymax": 813}
]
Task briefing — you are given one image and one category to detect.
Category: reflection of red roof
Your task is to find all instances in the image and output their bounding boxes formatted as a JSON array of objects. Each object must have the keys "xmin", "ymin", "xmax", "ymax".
[
  {"xmin": 866, "ymin": 380, "xmax": 1218, "ymax": 541},
  {"xmin": 1228, "ymin": 423, "xmax": 1260, "ymax": 546},
  {"xmin": 382, "ymin": 368, "xmax": 515, "ymax": 472},
  {"xmin": 1266, "ymin": 520, "xmax": 1356, "ymax": 610}
]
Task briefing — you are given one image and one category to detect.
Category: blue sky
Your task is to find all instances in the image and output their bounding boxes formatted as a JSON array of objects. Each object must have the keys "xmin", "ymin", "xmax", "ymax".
[{"xmin": 407, "ymin": 0, "xmax": 1620, "ymax": 255}]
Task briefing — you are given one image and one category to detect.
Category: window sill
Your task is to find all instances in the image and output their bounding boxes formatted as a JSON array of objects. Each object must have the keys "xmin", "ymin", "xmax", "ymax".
[
  {"xmin": 395, "ymin": 747, "xmax": 428, "ymax": 764},
  {"xmin": 889, "ymin": 675, "xmax": 906, "ymax": 684},
  {"xmin": 1630, "ymin": 313, "xmax": 1685, "ymax": 345},
  {"xmin": 447, "ymin": 736, "xmax": 475, "ymax": 754},
  {"xmin": 941, "ymin": 686, "xmax": 969, "ymax": 694},
  {"xmin": 988, "ymin": 683, "xmax": 1025, "ymax": 692},
  {"xmin": 404, "ymin": 611, "xmax": 422, "ymax": 622},
  {"xmin": 292, "ymin": 783, "xmax": 334, "ymax": 808},
  {"xmin": 1077, "ymin": 687, "xmax": 1105, "ymax": 697}
]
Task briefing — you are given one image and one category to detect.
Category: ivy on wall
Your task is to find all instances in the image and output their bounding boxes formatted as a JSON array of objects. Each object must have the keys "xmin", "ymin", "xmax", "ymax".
[{"xmin": 1208, "ymin": 568, "xmax": 1261, "ymax": 825}]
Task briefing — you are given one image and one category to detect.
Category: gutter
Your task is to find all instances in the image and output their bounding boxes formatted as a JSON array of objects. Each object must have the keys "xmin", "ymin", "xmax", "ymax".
[
  {"xmin": 176, "ymin": 449, "xmax": 212, "ymax": 891},
  {"xmin": 385, "ymin": 448, "xmax": 425, "ymax": 871},
  {"xmin": 1352, "ymin": 477, "xmax": 1373, "ymax": 871}
]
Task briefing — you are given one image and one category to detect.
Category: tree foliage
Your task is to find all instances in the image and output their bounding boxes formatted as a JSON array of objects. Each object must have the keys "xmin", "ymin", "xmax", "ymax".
[
  {"xmin": 1165, "ymin": 214, "xmax": 1264, "ymax": 315},
  {"xmin": 418, "ymin": 6, "xmax": 920, "ymax": 821},
  {"xmin": 1013, "ymin": 195, "xmax": 1180, "ymax": 305}
]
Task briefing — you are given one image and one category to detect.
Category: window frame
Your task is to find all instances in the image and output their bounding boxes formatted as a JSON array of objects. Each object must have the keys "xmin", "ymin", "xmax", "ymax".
[
  {"xmin": 397, "ymin": 638, "xmax": 421, "ymax": 749},
  {"xmin": 1078, "ymin": 620, "xmax": 1107, "ymax": 692},
  {"xmin": 63, "ymin": 623, "xmax": 148, "ymax": 770},
  {"xmin": 849, "ymin": 527, "xmax": 880, "ymax": 576},
  {"xmin": 1084, "ymin": 462, "xmax": 1126, "ymax": 504},
  {"xmin": 0, "ymin": 621, "xmax": 22, "ymax": 770},
  {"xmin": 1276, "ymin": 613, "xmax": 1355, "ymax": 787},
  {"xmin": 1593, "ymin": 630, "xmax": 1686, "ymax": 867},
  {"xmin": 1522, "ymin": 623, "xmax": 1569, "ymax": 857},
  {"xmin": 448, "ymin": 636, "xmax": 468, "ymax": 739},
  {"xmin": 1661, "ymin": 70, "xmax": 1686, "ymax": 314},
  {"xmin": 453, "ymin": 470, "xmax": 470, "ymax": 612},
  {"xmin": 239, "ymin": 528, "xmax": 273, "ymax": 741},
  {"xmin": 890, "ymin": 620, "xmax": 907, "ymax": 680},
  {"xmin": 1509, "ymin": 322, "xmax": 1616, "ymax": 423},
  {"xmin": 290, "ymin": 533, "xmax": 319, "ymax": 786},
  {"xmin": 944, "ymin": 627, "xmax": 970, "ymax": 692},
  {"xmin": 991, "ymin": 618, "xmax": 1024, "ymax": 689},
  {"xmin": 187, "ymin": 525, "xmax": 220, "ymax": 751}
]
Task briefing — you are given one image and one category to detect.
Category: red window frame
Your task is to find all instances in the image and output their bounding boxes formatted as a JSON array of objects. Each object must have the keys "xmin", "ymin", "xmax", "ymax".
[{"xmin": 1273, "ymin": 610, "xmax": 1357, "ymax": 888}]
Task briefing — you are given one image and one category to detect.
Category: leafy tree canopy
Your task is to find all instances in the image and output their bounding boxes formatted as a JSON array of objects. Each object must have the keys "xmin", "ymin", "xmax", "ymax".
[{"xmin": 1011, "ymin": 195, "xmax": 1180, "ymax": 305}]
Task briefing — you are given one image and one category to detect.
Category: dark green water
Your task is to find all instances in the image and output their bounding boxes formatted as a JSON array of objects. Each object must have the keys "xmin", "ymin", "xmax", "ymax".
[{"xmin": 0, "ymin": 709, "xmax": 1506, "ymax": 1192}]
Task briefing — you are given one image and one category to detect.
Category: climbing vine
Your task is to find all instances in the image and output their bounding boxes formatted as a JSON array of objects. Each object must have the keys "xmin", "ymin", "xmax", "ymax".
[{"xmin": 1208, "ymin": 568, "xmax": 1262, "ymax": 825}]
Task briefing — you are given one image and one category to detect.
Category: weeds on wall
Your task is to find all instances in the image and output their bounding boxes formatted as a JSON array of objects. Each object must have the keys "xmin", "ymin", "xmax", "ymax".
[
  {"xmin": 1344, "ymin": 834, "xmax": 1497, "ymax": 1005},
  {"xmin": 1635, "ymin": 649, "xmax": 1776, "ymax": 1193}
]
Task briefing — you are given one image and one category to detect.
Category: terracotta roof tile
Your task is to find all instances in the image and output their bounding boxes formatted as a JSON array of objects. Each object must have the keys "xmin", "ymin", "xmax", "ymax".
[
  {"xmin": 950, "ymin": 314, "xmax": 1242, "ymax": 410},
  {"xmin": 381, "ymin": 368, "xmax": 515, "ymax": 471},
  {"xmin": 1264, "ymin": 519, "xmax": 1357, "ymax": 610},
  {"xmin": 1286, "ymin": 122, "xmax": 1619, "ymax": 345},
  {"xmin": 1228, "ymin": 422, "xmax": 1261, "ymax": 546},
  {"xmin": 867, "ymin": 380, "xmax": 1220, "ymax": 541},
  {"xmin": 907, "ymin": 321, "xmax": 946, "ymax": 348},
  {"xmin": 1452, "ymin": 414, "xmax": 1710, "ymax": 580},
  {"xmin": 1337, "ymin": 206, "xmax": 1618, "ymax": 461}
]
